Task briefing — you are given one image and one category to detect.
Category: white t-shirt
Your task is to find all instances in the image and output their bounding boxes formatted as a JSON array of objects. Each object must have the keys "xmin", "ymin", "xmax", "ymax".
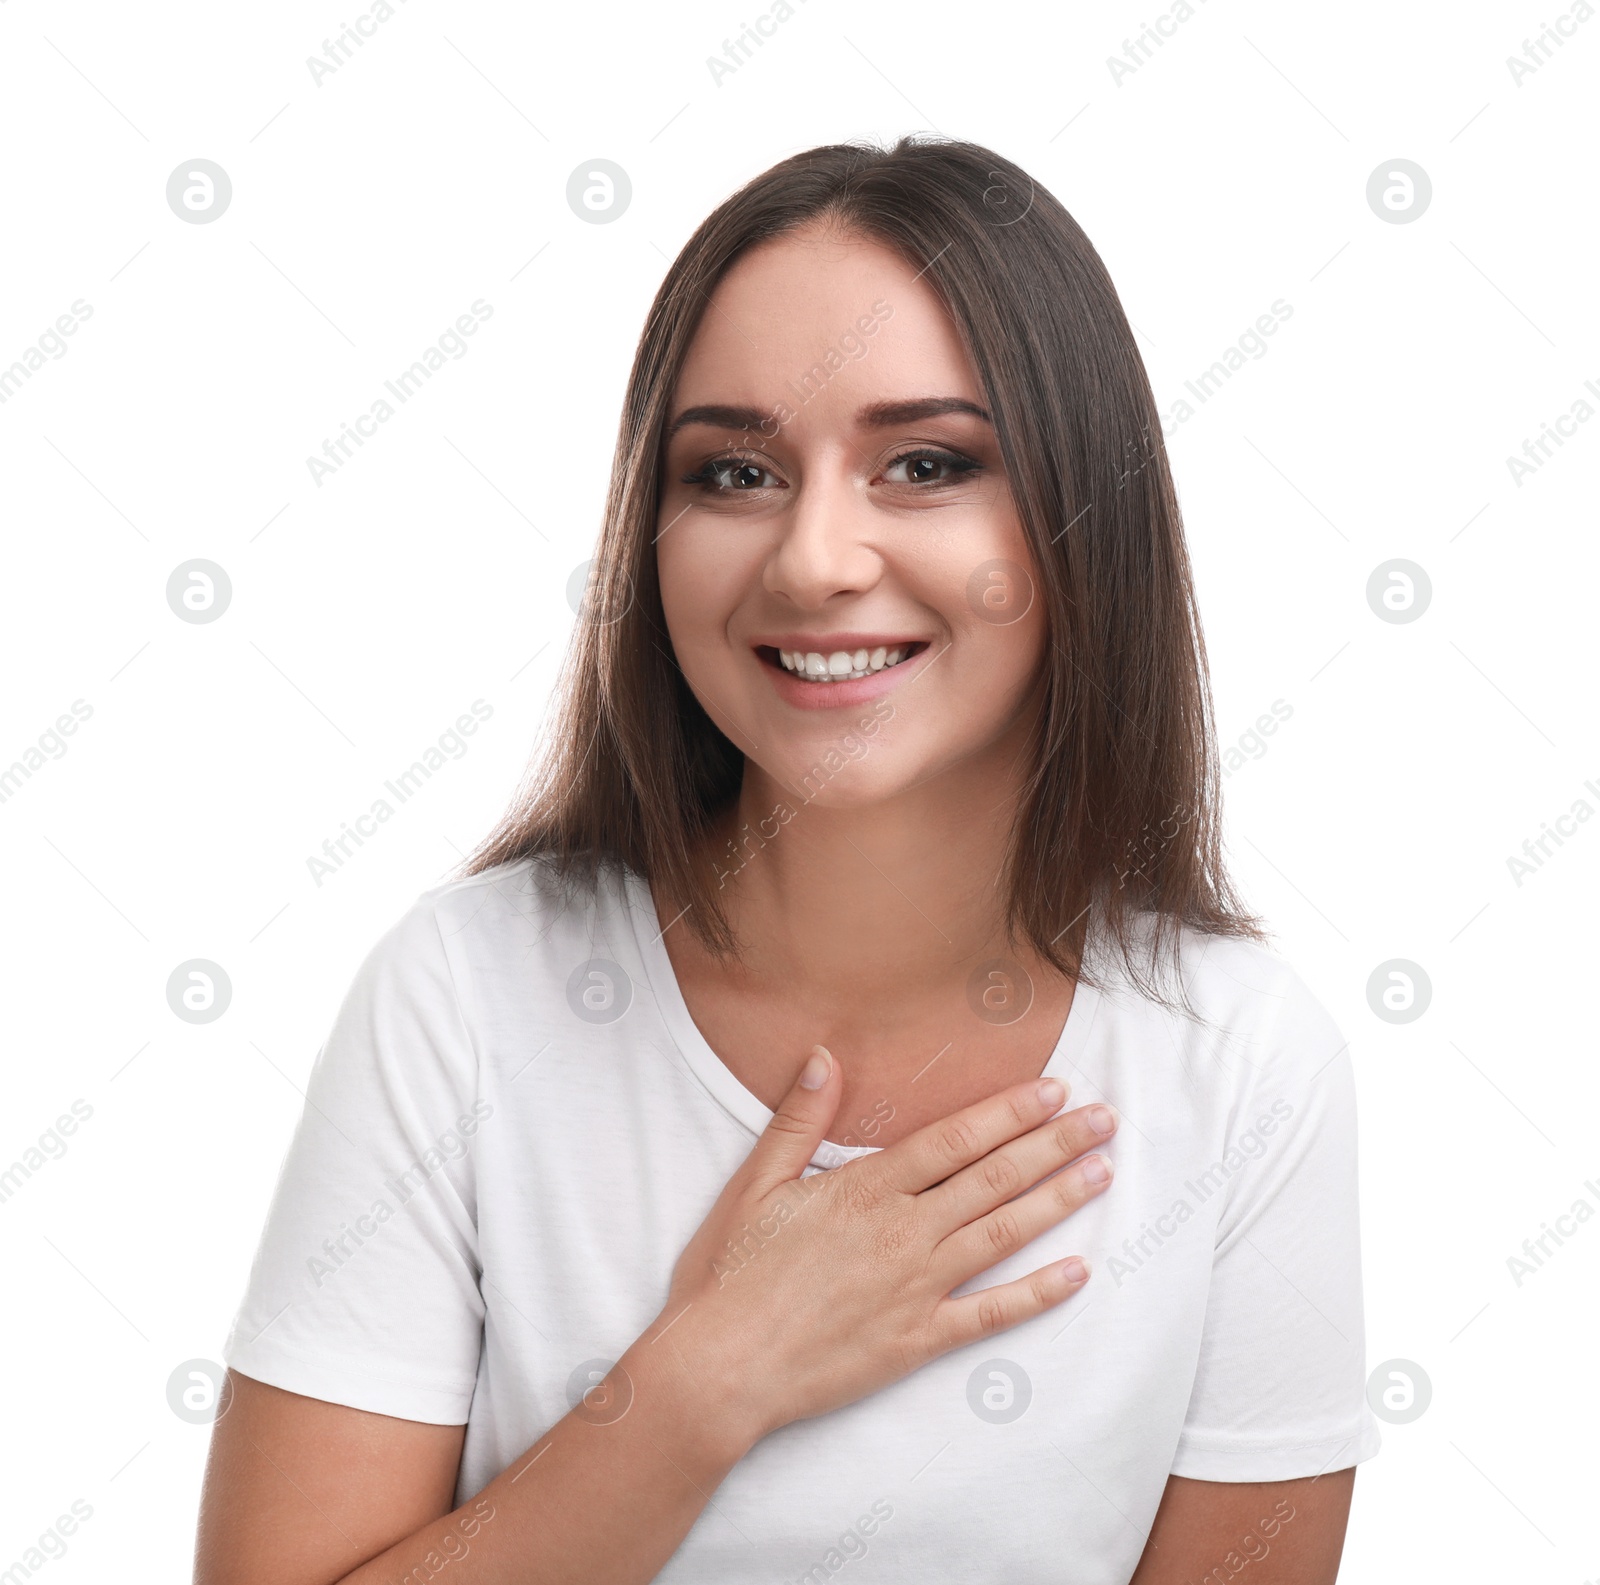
[{"xmin": 223, "ymin": 856, "xmax": 1381, "ymax": 1584}]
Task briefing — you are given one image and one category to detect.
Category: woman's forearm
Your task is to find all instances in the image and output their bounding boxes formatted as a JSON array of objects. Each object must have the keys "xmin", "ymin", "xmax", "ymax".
[{"xmin": 338, "ymin": 1334, "xmax": 754, "ymax": 1585}]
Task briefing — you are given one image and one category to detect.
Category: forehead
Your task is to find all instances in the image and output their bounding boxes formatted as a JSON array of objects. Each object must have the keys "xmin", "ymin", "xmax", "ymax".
[{"xmin": 670, "ymin": 226, "xmax": 981, "ymax": 419}]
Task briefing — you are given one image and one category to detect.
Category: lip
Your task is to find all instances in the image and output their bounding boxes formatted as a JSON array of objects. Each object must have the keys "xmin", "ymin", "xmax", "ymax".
[{"xmin": 750, "ymin": 636, "xmax": 938, "ymax": 711}]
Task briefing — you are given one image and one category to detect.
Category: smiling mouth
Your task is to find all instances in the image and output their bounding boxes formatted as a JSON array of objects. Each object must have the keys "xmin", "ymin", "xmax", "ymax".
[{"xmin": 756, "ymin": 642, "xmax": 929, "ymax": 682}]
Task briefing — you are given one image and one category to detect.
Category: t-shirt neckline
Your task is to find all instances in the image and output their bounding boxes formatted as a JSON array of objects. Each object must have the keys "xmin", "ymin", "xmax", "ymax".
[{"xmin": 622, "ymin": 866, "xmax": 1103, "ymax": 1172}]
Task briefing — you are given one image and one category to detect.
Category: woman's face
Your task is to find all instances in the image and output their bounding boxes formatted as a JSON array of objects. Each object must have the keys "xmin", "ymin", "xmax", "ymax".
[{"xmin": 656, "ymin": 223, "xmax": 1048, "ymax": 810}]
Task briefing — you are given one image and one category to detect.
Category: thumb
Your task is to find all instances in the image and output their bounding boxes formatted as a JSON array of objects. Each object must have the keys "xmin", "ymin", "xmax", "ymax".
[{"xmin": 745, "ymin": 1045, "xmax": 841, "ymax": 1194}]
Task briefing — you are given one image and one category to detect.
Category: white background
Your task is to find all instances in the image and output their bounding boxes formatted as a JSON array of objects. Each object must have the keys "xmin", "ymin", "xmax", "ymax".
[{"xmin": 1, "ymin": 0, "xmax": 1595, "ymax": 1578}]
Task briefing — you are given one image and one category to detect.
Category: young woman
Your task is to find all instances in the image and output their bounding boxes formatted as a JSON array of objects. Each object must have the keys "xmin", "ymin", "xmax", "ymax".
[{"xmin": 198, "ymin": 137, "xmax": 1380, "ymax": 1584}]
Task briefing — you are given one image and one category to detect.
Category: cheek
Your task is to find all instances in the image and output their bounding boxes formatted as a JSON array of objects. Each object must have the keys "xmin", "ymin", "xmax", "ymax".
[
  {"xmin": 657, "ymin": 526, "xmax": 761, "ymax": 652},
  {"xmin": 946, "ymin": 560, "xmax": 1049, "ymax": 707},
  {"xmin": 938, "ymin": 519, "xmax": 1044, "ymax": 658},
  {"xmin": 930, "ymin": 489, "xmax": 1038, "ymax": 623},
  {"xmin": 960, "ymin": 615, "xmax": 1048, "ymax": 713}
]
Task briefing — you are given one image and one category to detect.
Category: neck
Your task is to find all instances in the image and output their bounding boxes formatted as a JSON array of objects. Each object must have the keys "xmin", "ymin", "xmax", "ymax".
[{"xmin": 696, "ymin": 732, "xmax": 1048, "ymax": 1011}]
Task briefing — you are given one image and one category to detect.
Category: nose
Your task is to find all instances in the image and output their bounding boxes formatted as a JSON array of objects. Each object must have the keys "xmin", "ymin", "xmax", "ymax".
[{"xmin": 761, "ymin": 450, "xmax": 883, "ymax": 609}]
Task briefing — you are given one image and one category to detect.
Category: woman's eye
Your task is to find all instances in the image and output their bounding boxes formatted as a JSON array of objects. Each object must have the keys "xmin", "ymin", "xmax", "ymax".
[
  {"xmin": 684, "ymin": 457, "xmax": 780, "ymax": 491},
  {"xmin": 882, "ymin": 450, "xmax": 981, "ymax": 486}
]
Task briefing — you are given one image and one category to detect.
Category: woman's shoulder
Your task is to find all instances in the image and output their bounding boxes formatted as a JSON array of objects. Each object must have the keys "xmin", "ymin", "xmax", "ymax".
[
  {"xmin": 379, "ymin": 853, "xmax": 639, "ymax": 974},
  {"xmin": 1093, "ymin": 911, "xmax": 1348, "ymax": 1077}
]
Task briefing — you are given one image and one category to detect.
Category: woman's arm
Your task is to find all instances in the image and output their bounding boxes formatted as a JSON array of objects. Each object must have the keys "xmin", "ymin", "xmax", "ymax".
[
  {"xmin": 198, "ymin": 1055, "xmax": 1119, "ymax": 1583},
  {"xmin": 194, "ymin": 1345, "xmax": 750, "ymax": 1585},
  {"xmin": 1128, "ymin": 1469, "xmax": 1356, "ymax": 1585}
]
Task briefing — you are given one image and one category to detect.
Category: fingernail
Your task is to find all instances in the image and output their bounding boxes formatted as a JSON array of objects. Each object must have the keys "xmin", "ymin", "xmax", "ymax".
[
  {"xmin": 1088, "ymin": 1105, "xmax": 1117, "ymax": 1135},
  {"xmin": 800, "ymin": 1046, "xmax": 832, "ymax": 1090},
  {"xmin": 1037, "ymin": 1078, "xmax": 1066, "ymax": 1109},
  {"xmin": 1061, "ymin": 1258, "xmax": 1088, "ymax": 1284},
  {"xmin": 1082, "ymin": 1156, "xmax": 1111, "ymax": 1185}
]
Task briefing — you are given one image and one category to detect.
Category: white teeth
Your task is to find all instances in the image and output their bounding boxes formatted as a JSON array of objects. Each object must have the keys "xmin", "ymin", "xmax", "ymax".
[{"xmin": 776, "ymin": 644, "xmax": 919, "ymax": 681}]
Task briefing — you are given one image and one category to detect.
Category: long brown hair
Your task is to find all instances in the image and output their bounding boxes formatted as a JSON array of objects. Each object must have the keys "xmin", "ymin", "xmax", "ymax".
[{"xmin": 458, "ymin": 135, "xmax": 1262, "ymax": 1007}]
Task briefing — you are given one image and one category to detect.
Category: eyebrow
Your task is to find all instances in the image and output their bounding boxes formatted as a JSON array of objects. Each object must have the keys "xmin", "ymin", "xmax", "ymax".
[{"xmin": 665, "ymin": 396, "xmax": 992, "ymax": 439}]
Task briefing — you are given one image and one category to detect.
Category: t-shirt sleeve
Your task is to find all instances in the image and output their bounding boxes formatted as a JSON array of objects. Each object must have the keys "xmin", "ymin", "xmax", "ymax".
[
  {"xmin": 1171, "ymin": 964, "xmax": 1384, "ymax": 1481},
  {"xmin": 221, "ymin": 892, "xmax": 486, "ymax": 1424}
]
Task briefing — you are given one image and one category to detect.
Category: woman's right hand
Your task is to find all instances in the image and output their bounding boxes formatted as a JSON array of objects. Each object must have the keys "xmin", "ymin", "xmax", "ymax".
[{"xmin": 633, "ymin": 1043, "xmax": 1118, "ymax": 1457}]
